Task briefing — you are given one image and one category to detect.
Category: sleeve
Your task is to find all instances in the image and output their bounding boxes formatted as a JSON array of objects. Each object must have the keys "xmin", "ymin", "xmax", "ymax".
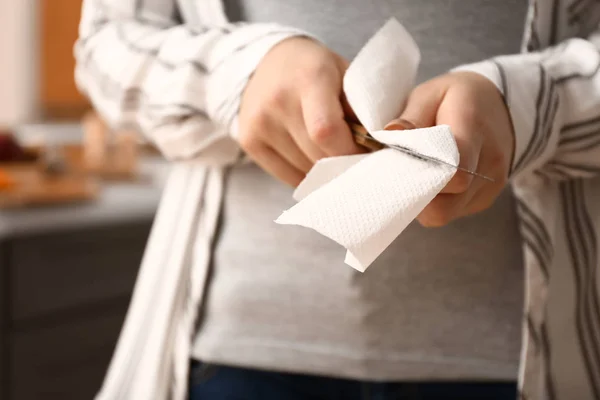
[
  {"xmin": 453, "ymin": 28, "xmax": 600, "ymax": 181},
  {"xmin": 74, "ymin": 0, "xmax": 310, "ymax": 163}
]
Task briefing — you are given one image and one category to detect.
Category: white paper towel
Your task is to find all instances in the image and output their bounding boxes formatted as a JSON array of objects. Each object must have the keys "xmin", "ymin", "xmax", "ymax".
[{"xmin": 275, "ymin": 18, "xmax": 459, "ymax": 272}]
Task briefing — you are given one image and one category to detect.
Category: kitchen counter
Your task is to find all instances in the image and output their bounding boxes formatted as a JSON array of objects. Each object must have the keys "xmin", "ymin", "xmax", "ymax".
[
  {"xmin": 0, "ymin": 123, "xmax": 169, "ymax": 400},
  {"xmin": 0, "ymin": 123, "xmax": 169, "ymax": 237}
]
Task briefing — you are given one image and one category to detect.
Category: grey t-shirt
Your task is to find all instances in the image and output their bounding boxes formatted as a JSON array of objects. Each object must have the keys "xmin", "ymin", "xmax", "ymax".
[{"xmin": 193, "ymin": 0, "xmax": 527, "ymax": 381}]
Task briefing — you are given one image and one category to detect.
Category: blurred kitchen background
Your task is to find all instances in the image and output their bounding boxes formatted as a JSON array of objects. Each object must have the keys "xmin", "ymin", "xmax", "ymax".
[{"xmin": 0, "ymin": 1, "xmax": 167, "ymax": 399}]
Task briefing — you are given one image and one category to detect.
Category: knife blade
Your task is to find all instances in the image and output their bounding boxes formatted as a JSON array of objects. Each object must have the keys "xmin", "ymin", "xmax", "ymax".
[{"xmin": 347, "ymin": 121, "xmax": 494, "ymax": 183}]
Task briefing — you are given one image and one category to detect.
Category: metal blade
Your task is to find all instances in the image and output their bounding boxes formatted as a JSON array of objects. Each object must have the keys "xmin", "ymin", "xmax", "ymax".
[
  {"xmin": 348, "ymin": 121, "xmax": 495, "ymax": 183},
  {"xmin": 386, "ymin": 143, "xmax": 495, "ymax": 183}
]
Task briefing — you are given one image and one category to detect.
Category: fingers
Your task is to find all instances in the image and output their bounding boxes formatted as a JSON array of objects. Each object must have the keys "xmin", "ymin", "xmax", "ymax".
[
  {"xmin": 336, "ymin": 56, "xmax": 358, "ymax": 123},
  {"xmin": 301, "ymin": 83, "xmax": 363, "ymax": 157},
  {"xmin": 397, "ymin": 82, "xmax": 447, "ymax": 129},
  {"xmin": 388, "ymin": 79, "xmax": 481, "ymax": 195},
  {"xmin": 268, "ymin": 122, "xmax": 314, "ymax": 173},
  {"xmin": 459, "ymin": 166, "xmax": 507, "ymax": 218},
  {"xmin": 438, "ymin": 122, "xmax": 481, "ymax": 194},
  {"xmin": 436, "ymin": 88, "xmax": 483, "ymax": 195},
  {"xmin": 285, "ymin": 110, "xmax": 329, "ymax": 163},
  {"xmin": 239, "ymin": 114, "xmax": 307, "ymax": 186},
  {"xmin": 417, "ymin": 182, "xmax": 484, "ymax": 227},
  {"xmin": 441, "ymin": 159, "xmax": 476, "ymax": 195},
  {"xmin": 417, "ymin": 193, "xmax": 468, "ymax": 227},
  {"xmin": 248, "ymin": 143, "xmax": 306, "ymax": 187},
  {"xmin": 461, "ymin": 185, "xmax": 498, "ymax": 217},
  {"xmin": 417, "ymin": 169, "xmax": 504, "ymax": 227},
  {"xmin": 392, "ymin": 73, "xmax": 513, "ymax": 227},
  {"xmin": 340, "ymin": 93, "xmax": 359, "ymax": 124},
  {"xmin": 384, "ymin": 118, "xmax": 416, "ymax": 131},
  {"xmin": 237, "ymin": 38, "xmax": 361, "ymax": 186}
]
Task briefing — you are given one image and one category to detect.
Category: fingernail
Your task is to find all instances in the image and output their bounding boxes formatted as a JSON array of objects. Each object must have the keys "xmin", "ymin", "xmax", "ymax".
[{"xmin": 384, "ymin": 118, "xmax": 417, "ymax": 131}]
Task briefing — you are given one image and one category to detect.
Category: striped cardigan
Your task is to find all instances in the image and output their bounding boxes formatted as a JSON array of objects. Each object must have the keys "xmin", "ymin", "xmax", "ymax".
[{"xmin": 75, "ymin": 0, "xmax": 600, "ymax": 399}]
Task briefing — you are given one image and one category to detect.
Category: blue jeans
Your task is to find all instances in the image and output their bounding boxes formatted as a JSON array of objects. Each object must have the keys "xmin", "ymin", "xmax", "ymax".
[{"xmin": 189, "ymin": 361, "xmax": 517, "ymax": 400}]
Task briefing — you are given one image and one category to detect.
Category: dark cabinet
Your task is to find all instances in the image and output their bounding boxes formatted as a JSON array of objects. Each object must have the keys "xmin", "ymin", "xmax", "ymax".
[
  {"xmin": 10, "ymin": 309, "xmax": 127, "ymax": 400},
  {"xmin": 0, "ymin": 221, "xmax": 151, "ymax": 400}
]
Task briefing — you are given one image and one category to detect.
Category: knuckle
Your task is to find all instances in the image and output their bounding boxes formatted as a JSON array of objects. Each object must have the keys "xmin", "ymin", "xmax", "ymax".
[
  {"xmin": 301, "ymin": 61, "xmax": 331, "ymax": 82},
  {"xmin": 454, "ymin": 103, "xmax": 484, "ymax": 133},
  {"xmin": 239, "ymin": 134, "xmax": 260, "ymax": 153},
  {"xmin": 459, "ymin": 102, "xmax": 479, "ymax": 124},
  {"xmin": 413, "ymin": 76, "xmax": 445, "ymax": 97},
  {"xmin": 428, "ymin": 214, "xmax": 453, "ymax": 227},
  {"xmin": 244, "ymin": 108, "xmax": 270, "ymax": 131},
  {"xmin": 450, "ymin": 173, "xmax": 473, "ymax": 193},
  {"xmin": 298, "ymin": 63, "xmax": 339, "ymax": 90},
  {"xmin": 469, "ymin": 197, "xmax": 496, "ymax": 215},
  {"xmin": 308, "ymin": 119, "xmax": 338, "ymax": 145},
  {"xmin": 406, "ymin": 83, "xmax": 428, "ymax": 103},
  {"xmin": 264, "ymin": 87, "xmax": 289, "ymax": 110},
  {"xmin": 412, "ymin": 81, "xmax": 429, "ymax": 96},
  {"xmin": 419, "ymin": 206, "xmax": 454, "ymax": 227},
  {"xmin": 488, "ymin": 148, "xmax": 508, "ymax": 176},
  {"xmin": 238, "ymin": 127, "xmax": 263, "ymax": 153}
]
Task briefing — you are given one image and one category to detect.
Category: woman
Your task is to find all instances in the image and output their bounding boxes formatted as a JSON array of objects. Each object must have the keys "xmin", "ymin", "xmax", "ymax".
[{"xmin": 75, "ymin": 0, "xmax": 600, "ymax": 399}]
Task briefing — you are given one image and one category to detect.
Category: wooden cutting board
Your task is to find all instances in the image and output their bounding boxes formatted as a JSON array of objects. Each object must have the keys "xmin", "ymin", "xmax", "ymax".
[
  {"xmin": 0, "ymin": 164, "xmax": 99, "ymax": 208},
  {"xmin": 62, "ymin": 144, "xmax": 139, "ymax": 181},
  {"xmin": 24, "ymin": 144, "xmax": 150, "ymax": 182}
]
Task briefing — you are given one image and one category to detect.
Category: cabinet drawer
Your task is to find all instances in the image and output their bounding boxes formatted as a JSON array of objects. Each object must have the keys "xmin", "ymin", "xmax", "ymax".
[
  {"xmin": 11, "ymin": 222, "xmax": 151, "ymax": 322},
  {"xmin": 10, "ymin": 307, "xmax": 127, "ymax": 400},
  {"xmin": 1, "ymin": 243, "xmax": 6, "ymax": 400}
]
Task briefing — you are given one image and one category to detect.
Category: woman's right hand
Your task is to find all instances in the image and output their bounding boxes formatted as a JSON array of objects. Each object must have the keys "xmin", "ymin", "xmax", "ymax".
[{"xmin": 238, "ymin": 37, "xmax": 363, "ymax": 186}]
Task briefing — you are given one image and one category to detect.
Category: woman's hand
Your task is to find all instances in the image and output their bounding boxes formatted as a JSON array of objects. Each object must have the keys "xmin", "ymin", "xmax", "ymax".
[
  {"xmin": 238, "ymin": 37, "xmax": 362, "ymax": 186},
  {"xmin": 385, "ymin": 71, "xmax": 515, "ymax": 227}
]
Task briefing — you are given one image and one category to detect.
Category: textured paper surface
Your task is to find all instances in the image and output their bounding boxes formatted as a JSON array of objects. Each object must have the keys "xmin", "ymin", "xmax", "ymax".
[{"xmin": 276, "ymin": 18, "xmax": 459, "ymax": 272}]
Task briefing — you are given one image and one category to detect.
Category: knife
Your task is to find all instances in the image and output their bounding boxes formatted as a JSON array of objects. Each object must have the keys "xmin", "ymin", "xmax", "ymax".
[{"xmin": 347, "ymin": 121, "xmax": 495, "ymax": 183}]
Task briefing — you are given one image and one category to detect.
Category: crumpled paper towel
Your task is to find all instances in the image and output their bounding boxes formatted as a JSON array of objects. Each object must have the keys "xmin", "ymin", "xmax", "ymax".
[{"xmin": 275, "ymin": 18, "xmax": 459, "ymax": 272}]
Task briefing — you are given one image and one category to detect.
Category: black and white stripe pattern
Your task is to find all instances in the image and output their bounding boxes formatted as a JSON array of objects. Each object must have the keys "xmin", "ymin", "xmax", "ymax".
[
  {"xmin": 540, "ymin": 320, "xmax": 557, "ymax": 400},
  {"xmin": 77, "ymin": 0, "xmax": 600, "ymax": 399},
  {"xmin": 547, "ymin": 160, "xmax": 600, "ymax": 177},
  {"xmin": 76, "ymin": 0, "xmax": 308, "ymax": 160},
  {"xmin": 560, "ymin": 180, "xmax": 600, "ymax": 398},
  {"xmin": 513, "ymin": 66, "xmax": 560, "ymax": 175},
  {"xmin": 559, "ymin": 115, "xmax": 600, "ymax": 156},
  {"xmin": 517, "ymin": 198, "xmax": 553, "ymax": 281}
]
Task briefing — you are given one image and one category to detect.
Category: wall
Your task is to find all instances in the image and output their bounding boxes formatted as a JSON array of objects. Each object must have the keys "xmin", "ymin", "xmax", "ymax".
[
  {"xmin": 0, "ymin": 0, "xmax": 38, "ymax": 126},
  {"xmin": 40, "ymin": 0, "xmax": 90, "ymax": 119}
]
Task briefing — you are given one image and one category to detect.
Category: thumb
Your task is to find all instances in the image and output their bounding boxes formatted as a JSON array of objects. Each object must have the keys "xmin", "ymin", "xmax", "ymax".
[
  {"xmin": 385, "ymin": 83, "xmax": 447, "ymax": 130},
  {"xmin": 383, "ymin": 118, "xmax": 416, "ymax": 131}
]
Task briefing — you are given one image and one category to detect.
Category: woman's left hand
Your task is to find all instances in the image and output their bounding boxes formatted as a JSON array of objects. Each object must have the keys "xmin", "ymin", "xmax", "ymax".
[{"xmin": 385, "ymin": 71, "xmax": 515, "ymax": 227}]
